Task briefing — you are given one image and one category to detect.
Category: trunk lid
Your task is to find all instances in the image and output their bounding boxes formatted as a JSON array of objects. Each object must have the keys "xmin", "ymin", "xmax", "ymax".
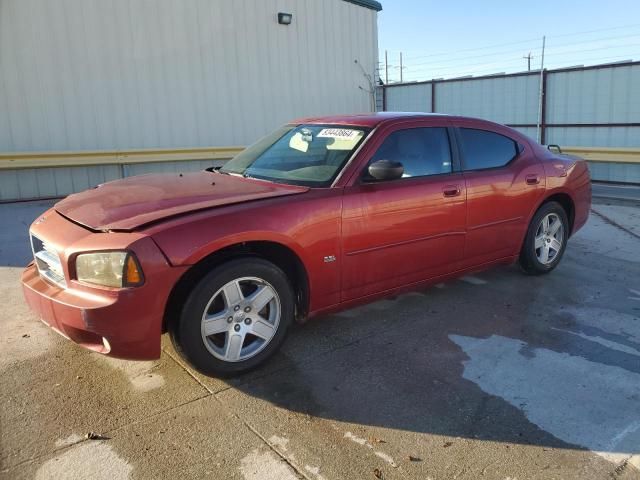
[{"xmin": 54, "ymin": 171, "xmax": 308, "ymax": 231}]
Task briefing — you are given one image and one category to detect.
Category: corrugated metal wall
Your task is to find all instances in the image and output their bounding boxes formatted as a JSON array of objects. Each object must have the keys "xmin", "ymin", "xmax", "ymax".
[
  {"xmin": 0, "ymin": 0, "xmax": 378, "ymax": 152},
  {"xmin": 545, "ymin": 64, "xmax": 640, "ymax": 147},
  {"xmin": 0, "ymin": 159, "xmax": 227, "ymax": 202},
  {"xmin": 545, "ymin": 126, "xmax": 640, "ymax": 147},
  {"xmin": 0, "ymin": 166, "xmax": 121, "ymax": 202},
  {"xmin": 385, "ymin": 83, "xmax": 432, "ymax": 112},
  {"xmin": 546, "ymin": 65, "xmax": 639, "ymax": 124},
  {"xmin": 434, "ymin": 75, "xmax": 539, "ymax": 126}
]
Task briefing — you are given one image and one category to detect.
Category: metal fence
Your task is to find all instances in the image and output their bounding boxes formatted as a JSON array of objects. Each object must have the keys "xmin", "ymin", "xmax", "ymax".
[
  {"xmin": 380, "ymin": 61, "xmax": 640, "ymax": 148},
  {"xmin": 379, "ymin": 61, "xmax": 640, "ymax": 183}
]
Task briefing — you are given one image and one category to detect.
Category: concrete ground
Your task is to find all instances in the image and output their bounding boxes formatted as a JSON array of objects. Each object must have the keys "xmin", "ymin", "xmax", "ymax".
[{"xmin": 1, "ymin": 197, "xmax": 639, "ymax": 480}]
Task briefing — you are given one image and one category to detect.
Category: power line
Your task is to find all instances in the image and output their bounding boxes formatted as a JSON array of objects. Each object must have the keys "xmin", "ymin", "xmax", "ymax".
[
  {"xmin": 391, "ymin": 38, "xmax": 638, "ymax": 80},
  {"xmin": 394, "ymin": 23, "xmax": 640, "ymax": 62},
  {"xmin": 544, "ymin": 42, "xmax": 640, "ymax": 58},
  {"xmin": 400, "ymin": 44, "xmax": 542, "ymax": 68},
  {"xmin": 547, "ymin": 32, "xmax": 640, "ymax": 49},
  {"xmin": 404, "ymin": 42, "xmax": 640, "ymax": 76},
  {"xmin": 544, "ymin": 22, "xmax": 640, "ymax": 39},
  {"xmin": 399, "ymin": 38, "xmax": 540, "ymax": 62},
  {"xmin": 382, "ymin": 22, "xmax": 640, "ymax": 83},
  {"xmin": 403, "ymin": 47, "xmax": 638, "ymax": 77},
  {"xmin": 387, "ymin": 32, "xmax": 640, "ymax": 70},
  {"xmin": 400, "ymin": 52, "xmax": 638, "ymax": 83}
]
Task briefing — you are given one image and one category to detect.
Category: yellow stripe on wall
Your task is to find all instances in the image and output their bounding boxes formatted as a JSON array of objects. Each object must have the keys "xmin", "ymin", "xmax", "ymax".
[{"xmin": 0, "ymin": 147, "xmax": 245, "ymax": 170}]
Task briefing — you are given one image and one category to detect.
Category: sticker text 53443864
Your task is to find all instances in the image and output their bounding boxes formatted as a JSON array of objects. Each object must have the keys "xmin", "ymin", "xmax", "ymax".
[{"xmin": 317, "ymin": 128, "xmax": 361, "ymax": 140}]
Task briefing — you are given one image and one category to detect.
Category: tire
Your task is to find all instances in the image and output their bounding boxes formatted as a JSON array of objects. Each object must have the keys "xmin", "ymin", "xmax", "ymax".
[
  {"xmin": 170, "ymin": 258, "xmax": 294, "ymax": 377},
  {"xmin": 519, "ymin": 201, "xmax": 569, "ymax": 275}
]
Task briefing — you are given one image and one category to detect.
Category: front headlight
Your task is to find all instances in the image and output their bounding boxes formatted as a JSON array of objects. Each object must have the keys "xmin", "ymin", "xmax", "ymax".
[{"xmin": 75, "ymin": 251, "xmax": 144, "ymax": 288}]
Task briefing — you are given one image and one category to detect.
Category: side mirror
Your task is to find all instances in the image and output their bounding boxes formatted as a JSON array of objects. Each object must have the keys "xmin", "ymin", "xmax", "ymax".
[{"xmin": 367, "ymin": 159, "xmax": 404, "ymax": 181}]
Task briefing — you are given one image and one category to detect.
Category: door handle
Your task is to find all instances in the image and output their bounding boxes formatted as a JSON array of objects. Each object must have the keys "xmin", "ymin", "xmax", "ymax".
[
  {"xmin": 526, "ymin": 174, "xmax": 540, "ymax": 185},
  {"xmin": 442, "ymin": 185, "xmax": 461, "ymax": 197}
]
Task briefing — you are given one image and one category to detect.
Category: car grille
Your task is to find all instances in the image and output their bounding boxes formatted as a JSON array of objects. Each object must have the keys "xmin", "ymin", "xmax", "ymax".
[{"xmin": 30, "ymin": 234, "xmax": 67, "ymax": 288}]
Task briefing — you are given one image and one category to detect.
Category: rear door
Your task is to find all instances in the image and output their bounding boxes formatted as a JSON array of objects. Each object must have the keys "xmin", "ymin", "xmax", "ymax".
[
  {"xmin": 340, "ymin": 121, "xmax": 467, "ymax": 301},
  {"xmin": 456, "ymin": 125, "xmax": 546, "ymax": 267}
]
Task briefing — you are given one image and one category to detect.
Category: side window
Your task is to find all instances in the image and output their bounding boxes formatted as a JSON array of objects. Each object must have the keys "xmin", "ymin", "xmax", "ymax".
[
  {"xmin": 368, "ymin": 127, "xmax": 452, "ymax": 178},
  {"xmin": 459, "ymin": 128, "xmax": 518, "ymax": 171}
]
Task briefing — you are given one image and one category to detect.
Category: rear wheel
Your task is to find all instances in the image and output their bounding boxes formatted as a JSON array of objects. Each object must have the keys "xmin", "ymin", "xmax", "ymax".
[
  {"xmin": 170, "ymin": 258, "xmax": 294, "ymax": 377},
  {"xmin": 519, "ymin": 201, "xmax": 569, "ymax": 275}
]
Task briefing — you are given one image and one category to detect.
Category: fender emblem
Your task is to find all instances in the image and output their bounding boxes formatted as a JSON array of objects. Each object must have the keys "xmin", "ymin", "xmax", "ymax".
[
  {"xmin": 34, "ymin": 216, "xmax": 46, "ymax": 225},
  {"xmin": 323, "ymin": 255, "xmax": 336, "ymax": 263}
]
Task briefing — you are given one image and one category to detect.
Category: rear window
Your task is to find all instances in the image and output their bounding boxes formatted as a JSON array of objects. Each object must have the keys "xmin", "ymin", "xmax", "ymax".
[{"xmin": 459, "ymin": 128, "xmax": 518, "ymax": 171}]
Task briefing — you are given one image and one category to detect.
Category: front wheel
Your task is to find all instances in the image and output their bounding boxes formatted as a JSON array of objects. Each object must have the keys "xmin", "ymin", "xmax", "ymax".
[
  {"xmin": 170, "ymin": 258, "xmax": 294, "ymax": 377},
  {"xmin": 519, "ymin": 201, "xmax": 569, "ymax": 275}
]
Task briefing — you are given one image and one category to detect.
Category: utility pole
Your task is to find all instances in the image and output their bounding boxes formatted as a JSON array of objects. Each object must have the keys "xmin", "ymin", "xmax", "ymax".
[
  {"xmin": 523, "ymin": 52, "xmax": 533, "ymax": 71},
  {"xmin": 399, "ymin": 52, "xmax": 403, "ymax": 83},
  {"xmin": 385, "ymin": 50, "xmax": 389, "ymax": 84},
  {"xmin": 536, "ymin": 36, "xmax": 546, "ymax": 143}
]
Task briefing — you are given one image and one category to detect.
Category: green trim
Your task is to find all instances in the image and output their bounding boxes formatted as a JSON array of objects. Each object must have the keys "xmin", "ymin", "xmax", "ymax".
[{"xmin": 342, "ymin": 0, "xmax": 382, "ymax": 11}]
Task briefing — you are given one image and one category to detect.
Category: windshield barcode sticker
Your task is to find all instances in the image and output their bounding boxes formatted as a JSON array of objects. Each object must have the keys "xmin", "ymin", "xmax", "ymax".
[{"xmin": 317, "ymin": 128, "xmax": 360, "ymax": 140}]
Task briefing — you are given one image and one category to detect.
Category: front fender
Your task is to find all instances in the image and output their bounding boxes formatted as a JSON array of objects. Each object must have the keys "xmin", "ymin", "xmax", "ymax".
[{"xmin": 148, "ymin": 190, "xmax": 344, "ymax": 313}]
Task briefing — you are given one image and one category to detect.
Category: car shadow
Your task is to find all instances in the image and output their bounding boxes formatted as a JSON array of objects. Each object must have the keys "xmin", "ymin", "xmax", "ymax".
[{"xmin": 225, "ymin": 254, "xmax": 640, "ymax": 458}]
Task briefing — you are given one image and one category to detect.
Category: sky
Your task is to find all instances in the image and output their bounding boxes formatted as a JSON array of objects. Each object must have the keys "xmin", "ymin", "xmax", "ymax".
[{"xmin": 377, "ymin": 0, "xmax": 640, "ymax": 83}]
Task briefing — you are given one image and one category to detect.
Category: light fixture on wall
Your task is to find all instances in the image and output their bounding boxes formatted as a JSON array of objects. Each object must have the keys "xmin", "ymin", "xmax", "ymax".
[{"xmin": 277, "ymin": 12, "xmax": 292, "ymax": 25}]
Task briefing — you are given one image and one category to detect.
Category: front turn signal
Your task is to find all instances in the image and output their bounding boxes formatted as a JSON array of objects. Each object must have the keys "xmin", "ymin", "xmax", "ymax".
[{"xmin": 124, "ymin": 254, "xmax": 144, "ymax": 287}]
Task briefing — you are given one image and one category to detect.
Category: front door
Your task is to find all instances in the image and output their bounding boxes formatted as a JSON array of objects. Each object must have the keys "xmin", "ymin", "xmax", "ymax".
[{"xmin": 341, "ymin": 124, "xmax": 467, "ymax": 301}]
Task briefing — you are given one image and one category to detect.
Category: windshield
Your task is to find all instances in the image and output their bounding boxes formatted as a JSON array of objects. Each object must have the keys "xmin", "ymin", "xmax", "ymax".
[{"xmin": 220, "ymin": 125, "xmax": 369, "ymax": 187}]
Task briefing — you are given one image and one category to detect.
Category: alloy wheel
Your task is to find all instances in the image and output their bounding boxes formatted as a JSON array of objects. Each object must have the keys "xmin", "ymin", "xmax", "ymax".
[
  {"xmin": 534, "ymin": 213, "xmax": 564, "ymax": 265},
  {"xmin": 200, "ymin": 276, "xmax": 281, "ymax": 362}
]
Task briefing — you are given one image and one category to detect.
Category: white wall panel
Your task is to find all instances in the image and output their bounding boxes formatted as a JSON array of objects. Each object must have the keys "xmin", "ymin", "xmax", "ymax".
[
  {"xmin": 546, "ymin": 65, "xmax": 640, "ymax": 124},
  {"xmin": 587, "ymin": 162, "xmax": 640, "ymax": 183},
  {"xmin": 385, "ymin": 83, "xmax": 432, "ymax": 112},
  {"xmin": 0, "ymin": 160, "xmax": 229, "ymax": 202},
  {"xmin": 0, "ymin": 0, "xmax": 378, "ymax": 152},
  {"xmin": 125, "ymin": 159, "xmax": 225, "ymax": 176},
  {"xmin": 434, "ymin": 74, "xmax": 539, "ymax": 125},
  {"xmin": 0, "ymin": 165, "xmax": 121, "ymax": 202},
  {"xmin": 546, "ymin": 126, "xmax": 640, "ymax": 147},
  {"xmin": 511, "ymin": 126, "xmax": 538, "ymax": 141}
]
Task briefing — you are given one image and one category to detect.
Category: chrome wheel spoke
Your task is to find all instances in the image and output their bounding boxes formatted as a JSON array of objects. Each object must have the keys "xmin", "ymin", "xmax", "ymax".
[
  {"xmin": 248, "ymin": 285, "xmax": 276, "ymax": 313},
  {"xmin": 534, "ymin": 235, "xmax": 545, "ymax": 249},
  {"xmin": 222, "ymin": 281, "xmax": 244, "ymax": 306},
  {"xmin": 224, "ymin": 333, "xmax": 244, "ymax": 361},
  {"xmin": 250, "ymin": 319, "xmax": 276, "ymax": 341},
  {"xmin": 549, "ymin": 218, "xmax": 562, "ymax": 235},
  {"xmin": 550, "ymin": 238, "xmax": 562, "ymax": 253},
  {"xmin": 541, "ymin": 215, "xmax": 550, "ymax": 233},
  {"xmin": 202, "ymin": 312, "xmax": 230, "ymax": 336},
  {"xmin": 540, "ymin": 245, "xmax": 550, "ymax": 263}
]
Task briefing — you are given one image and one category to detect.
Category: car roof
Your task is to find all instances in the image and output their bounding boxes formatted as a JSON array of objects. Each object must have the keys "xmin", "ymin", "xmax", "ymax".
[
  {"xmin": 291, "ymin": 112, "xmax": 452, "ymax": 128},
  {"xmin": 290, "ymin": 112, "xmax": 535, "ymax": 148}
]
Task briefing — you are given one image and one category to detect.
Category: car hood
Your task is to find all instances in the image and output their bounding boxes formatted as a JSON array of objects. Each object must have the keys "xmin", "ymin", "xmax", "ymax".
[{"xmin": 54, "ymin": 171, "xmax": 309, "ymax": 231}]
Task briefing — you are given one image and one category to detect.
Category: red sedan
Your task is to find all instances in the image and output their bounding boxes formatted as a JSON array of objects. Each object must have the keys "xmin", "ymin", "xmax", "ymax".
[{"xmin": 22, "ymin": 113, "xmax": 591, "ymax": 376}]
